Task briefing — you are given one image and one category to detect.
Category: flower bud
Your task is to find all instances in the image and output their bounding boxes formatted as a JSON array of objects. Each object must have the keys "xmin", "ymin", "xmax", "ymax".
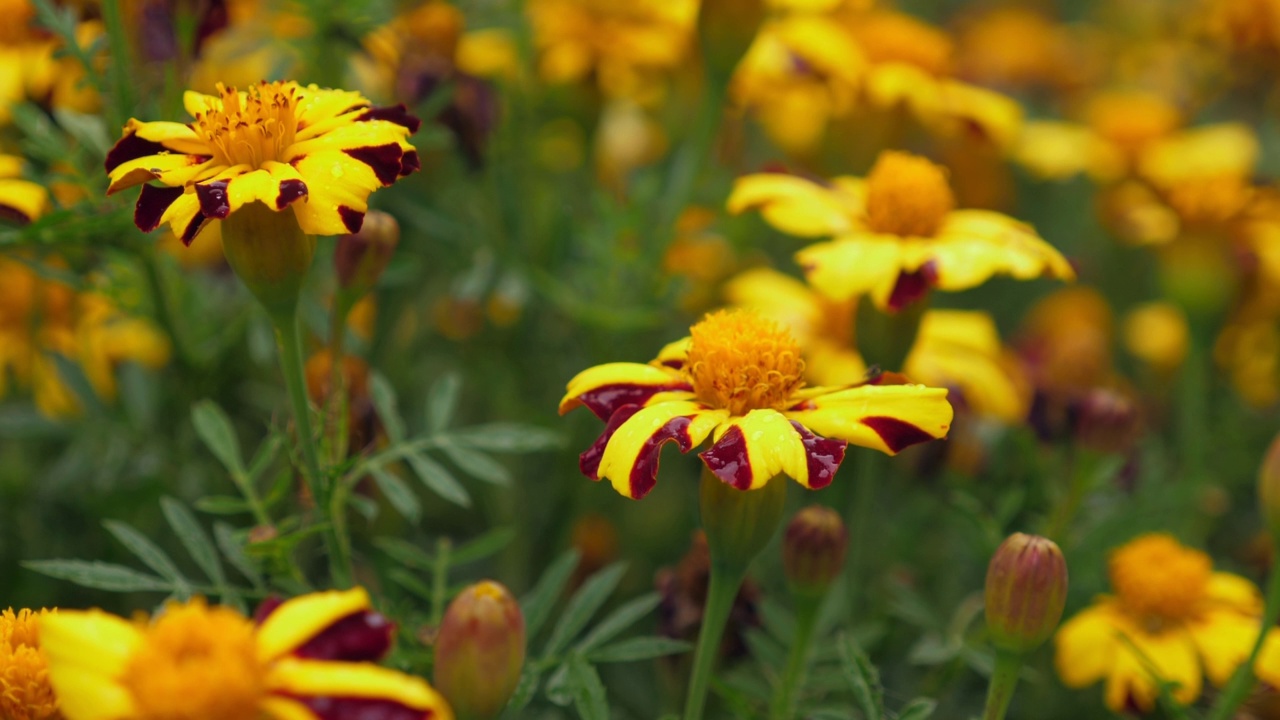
[
  {"xmin": 219, "ymin": 201, "xmax": 316, "ymax": 317},
  {"xmin": 1071, "ymin": 387, "xmax": 1140, "ymax": 454},
  {"xmin": 334, "ymin": 210, "xmax": 399, "ymax": 300},
  {"xmin": 782, "ymin": 506, "xmax": 848, "ymax": 594},
  {"xmin": 1259, "ymin": 433, "xmax": 1280, "ymax": 537},
  {"xmin": 984, "ymin": 533, "xmax": 1068, "ymax": 654},
  {"xmin": 434, "ymin": 581, "xmax": 526, "ymax": 720}
]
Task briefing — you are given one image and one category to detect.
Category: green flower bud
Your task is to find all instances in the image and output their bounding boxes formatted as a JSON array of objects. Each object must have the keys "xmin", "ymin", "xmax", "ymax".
[
  {"xmin": 984, "ymin": 533, "xmax": 1068, "ymax": 654},
  {"xmin": 219, "ymin": 201, "xmax": 316, "ymax": 317},
  {"xmin": 699, "ymin": 468, "xmax": 788, "ymax": 573},
  {"xmin": 334, "ymin": 210, "xmax": 399, "ymax": 301},
  {"xmin": 782, "ymin": 505, "xmax": 847, "ymax": 595},
  {"xmin": 1260, "ymin": 432, "xmax": 1280, "ymax": 537},
  {"xmin": 434, "ymin": 581, "xmax": 526, "ymax": 720}
]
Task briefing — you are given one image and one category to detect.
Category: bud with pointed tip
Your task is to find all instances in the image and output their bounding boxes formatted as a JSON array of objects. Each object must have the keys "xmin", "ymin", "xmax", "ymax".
[
  {"xmin": 782, "ymin": 505, "xmax": 848, "ymax": 595},
  {"xmin": 1260, "ymin": 433, "xmax": 1280, "ymax": 537},
  {"xmin": 984, "ymin": 533, "xmax": 1067, "ymax": 654},
  {"xmin": 334, "ymin": 210, "xmax": 399, "ymax": 302},
  {"xmin": 434, "ymin": 580, "xmax": 526, "ymax": 720}
]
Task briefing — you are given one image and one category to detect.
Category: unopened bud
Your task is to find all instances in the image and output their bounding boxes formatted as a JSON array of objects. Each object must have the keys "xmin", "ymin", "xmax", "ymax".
[
  {"xmin": 1071, "ymin": 387, "xmax": 1139, "ymax": 454},
  {"xmin": 984, "ymin": 533, "xmax": 1068, "ymax": 654},
  {"xmin": 434, "ymin": 580, "xmax": 526, "ymax": 720},
  {"xmin": 334, "ymin": 210, "xmax": 399, "ymax": 300},
  {"xmin": 782, "ymin": 506, "xmax": 847, "ymax": 594},
  {"xmin": 1259, "ymin": 433, "xmax": 1280, "ymax": 536},
  {"xmin": 220, "ymin": 201, "xmax": 316, "ymax": 316}
]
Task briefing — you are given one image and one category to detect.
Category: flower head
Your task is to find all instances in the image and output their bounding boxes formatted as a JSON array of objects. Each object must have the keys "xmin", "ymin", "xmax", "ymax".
[
  {"xmin": 105, "ymin": 80, "xmax": 420, "ymax": 244},
  {"xmin": 0, "ymin": 154, "xmax": 49, "ymax": 224},
  {"xmin": 1, "ymin": 607, "xmax": 61, "ymax": 720},
  {"xmin": 40, "ymin": 589, "xmax": 453, "ymax": 720},
  {"xmin": 560, "ymin": 308, "xmax": 952, "ymax": 498},
  {"xmin": 1055, "ymin": 533, "xmax": 1263, "ymax": 712}
]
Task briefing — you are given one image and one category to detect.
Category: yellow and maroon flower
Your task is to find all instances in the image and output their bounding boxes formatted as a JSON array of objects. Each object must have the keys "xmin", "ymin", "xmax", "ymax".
[
  {"xmin": 104, "ymin": 81, "xmax": 420, "ymax": 244},
  {"xmin": 40, "ymin": 588, "xmax": 453, "ymax": 720},
  {"xmin": 560, "ymin": 309, "xmax": 953, "ymax": 499},
  {"xmin": 0, "ymin": 153, "xmax": 49, "ymax": 224}
]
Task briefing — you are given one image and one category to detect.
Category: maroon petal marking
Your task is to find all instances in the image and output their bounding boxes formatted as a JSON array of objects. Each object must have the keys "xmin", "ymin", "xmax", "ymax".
[
  {"xmin": 580, "ymin": 404, "xmax": 642, "ymax": 480},
  {"xmin": 789, "ymin": 421, "xmax": 846, "ymax": 489},
  {"xmin": 399, "ymin": 149, "xmax": 420, "ymax": 176},
  {"xmin": 288, "ymin": 696, "xmax": 438, "ymax": 720},
  {"xmin": 338, "ymin": 206, "xmax": 365, "ymax": 233},
  {"xmin": 886, "ymin": 261, "xmax": 938, "ymax": 313},
  {"xmin": 104, "ymin": 132, "xmax": 168, "ymax": 173},
  {"xmin": 195, "ymin": 180, "xmax": 231, "ymax": 218},
  {"xmin": 277, "ymin": 178, "xmax": 308, "ymax": 209},
  {"xmin": 180, "ymin": 212, "xmax": 209, "ymax": 246},
  {"xmin": 293, "ymin": 611, "xmax": 395, "ymax": 662},
  {"xmin": 700, "ymin": 426, "xmax": 753, "ymax": 490},
  {"xmin": 134, "ymin": 184, "xmax": 184, "ymax": 231},
  {"xmin": 253, "ymin": 596, "xmax": 286, "ymax": 624},
  {"xmin": 357, "ymin": 104, "xmax": 422, "ymax": 134},
  {"xmin": 862, "ymin": 416, "xmax": 936, "ymax": 453},
  {"xmin": 0, "ymin": 203, "xmax": 31, "ymax": 225},
  {"xmin": 572, "ymin": 381, "xmax": 692, "ymax": 421},
  {"xmin": 344, "ymin": 144, "xmax": 404, "ymax": 186},
  {"xmin": 627, "ymin": 415, "xmax": 695, "ymax": 499}
]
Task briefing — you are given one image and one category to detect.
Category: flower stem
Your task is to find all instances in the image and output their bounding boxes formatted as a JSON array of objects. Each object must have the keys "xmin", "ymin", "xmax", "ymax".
[
  {"xmin": 271, "ymin": 310, "xmax": 354, "ymax": 588},
  {"xmin": 770, "ymin": 593, "xmax": 822, "ymax": 720},
  {"xmin": 1206, "ymin": 545, "xmax": 1280, "ymax": 720},
  {"xmin": 982, "ymin": 650, "xmax": 1024, "ymax": 720},
  {"xmin": 683, "ymin": 562, "xmax": 746, "ymax": 720}
]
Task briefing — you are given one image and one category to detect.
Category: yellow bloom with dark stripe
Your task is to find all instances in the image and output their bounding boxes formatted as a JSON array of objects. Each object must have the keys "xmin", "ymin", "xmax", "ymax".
[
  {"xmin": 0, "ymin": 154, "xmax": 49, "ymax": 224},
  {"xmin": 560, "ymin": 309, "xmax": 952, "ymax": 499},
  {"xmin": 40, "ymin": 589, "xmax": 453, "ymax": 720},
  {"xmin": 729, "ymin": 151, "xmax": 1074, "ymax": 310},
  {"xmin": 1, "ymin": 607, "xmax": 61, "ymax": 720},
  {"xmin": 1055, "ymin": 534, "xmax": 1263, "ymax": 712},
  {"xmin": 104, "ymin": 81, "xmax": 420, "ymax": 245}
]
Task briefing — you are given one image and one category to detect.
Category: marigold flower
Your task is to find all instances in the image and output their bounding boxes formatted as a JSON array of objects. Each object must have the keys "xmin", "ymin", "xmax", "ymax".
[
  {"xmin": 1, "ymin": 607, "xmax": 60, "ymax": 720},
  {"xmin": 104, "ymin": 80, "xmax": 420, "ymax": 244},
  {"xmin": 729, "ymin": 151, "xmax": 1074, "ymax": 311},
  {"xmin": 560, "ymin": 308, "xmax": 952, "ymax": 498},
  {"xmin": 1123, "ymin": 302, "xmax": 1189, "ymax": 371},
  {"xmin": 0, "ymin": 154, "xmax": 49, "ymax": 224},
  {"xmin": 1054, "ymin": 533, "xmax": 1264, "ymax": 712},
  {"xmin": 40, "ymin": 589, "xmax": 453, "ymax": 720}
]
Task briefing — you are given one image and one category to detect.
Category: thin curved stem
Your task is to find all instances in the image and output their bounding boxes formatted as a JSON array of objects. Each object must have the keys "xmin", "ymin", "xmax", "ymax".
[
  {"xmin": 770, "ymin": 594, "xmax": 822, "ymax": 720},
  {"xmin": 982, "ymin": 650, "xmax": 1023, "ymax": 720},
  {"xmin": 683, "ymin": 563, "xmax": 746, "ymax": 720}
]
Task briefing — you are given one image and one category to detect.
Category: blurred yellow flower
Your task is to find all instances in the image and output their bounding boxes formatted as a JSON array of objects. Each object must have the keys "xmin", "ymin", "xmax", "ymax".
[
  {"xmin": 560, "ymin": 309, "xmax": 952, "ymax": 498},
  {"xmin": 0, "ymin": 607, "xmax": 60, "ymax": 720},
  {"xmin": 1018, "ymin": 286, "xmax": 1115, "ymax": 396},
  {"xmin": 1123, "ymin": 302, "xmax": 1190, "ymax": 372},
  {"xmin": 729, "ymin": 151, "xmax": 1074, "ymax": 310},
  {"xmin": 954, "ymin": 7, "xmax": 1067, "ymax": 89},
  {"xmin": 1055, "ymin": 534, "xmax": 1263, "ymax": 712},
  {"xmin": 663, "ymin": 207, "xmax": 737, "ymax": 312},
  {"xmin": 0, "ymin": 154, "xmax": 49, "ymax": 224},
  {"xmin": 0, "ymin": 0, "xmax": 101, "ymax": 124},
  {"xmin": 595, "ymin": 98, "xmax": 668, "ymax": 189}
]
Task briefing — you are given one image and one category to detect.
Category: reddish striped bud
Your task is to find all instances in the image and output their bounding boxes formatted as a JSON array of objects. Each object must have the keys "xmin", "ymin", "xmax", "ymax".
[
  {"xmin": 334, "ymin": 210, "xmax": 399, "ymax": 299},
  {"xmin": 782, "ymin": 506, "xmax": 847, "ymax": 594},
  {"xmin": 984, "ymin": 533, "xmax": 1067, "ymax": 654},
  {"xmin": 434, "ymin": 581, "xmax": 526, "ymax": 720}
]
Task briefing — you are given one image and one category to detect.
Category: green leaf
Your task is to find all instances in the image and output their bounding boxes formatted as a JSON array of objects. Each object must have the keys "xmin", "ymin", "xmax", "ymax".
[
  {"xmin": 22, "ymin": 560, "xmax": 171, "ymax": 592},
  {"xmin": 370, "ymin": 467, "xmax": 421, "ymax": 523},
  {"xmin": 522, "ymin": 549, "xmax": 582, "ymax": 640},
  {"xmin": 586, "ymin": 637, "xmax": 691, "ymax": 664},
  {"xmin": 192, "ymin": 400, "xmax": 245, "ymax": 476},
  {"xmin": 194, "ymin": 496, "xmax": 251, "ymax": 515},
  {"xmin": 369, "ymin": 372, "xmax": 406, "ymax": 443},
  {"xmin": 502, "ymin": 668, "xmax": 542, "ymax": 716},
  {"xmin": 451, "ymin": 526, "xmax": 517, "ymax": 565},
  {"xmin": 896, "ymin": 698, "xmax": 937, "ymax": 720},
  {"xmin": 160, "ymin": 497, "xmax": 226, "ymax": 588},
  {"xmin": 214, "ymin": 523, "xmax": 263, "ymax": 589},
  {"xmin": 247, "ymin": 432, "xmax": 283, "ymax": 481},
  {"xmin": 407, "ymin": 452, "xmax": 471, "ymax": 508},
  {"xmin": 52, "ymin": 354, "xmax": 105, "ymax": 415},
  {"xmin": 450, "ymin": 423, "xmax": 561, "ymax": 452},
  {"xmin": 103, "ymin": 520, "xmax": 191, "ymax": 598},
  {"xmin": 576, "ymin": 592, "xmax": 662, "ymax": 652},
  {"xmin": 441, "ymin": 443, "xmax": 512, "ymax": 486},
  {"xmin": 840, "ymin": 634, "xmax": 885, "ymax": 720},
  {"xmin": 427, "ymin": 372, "xmax": 461, "ymax": 433},
  {"xmin": 389, "ymin": 568, "xmax": 435, "ymax": 601},
  {"xmin": 567, "ymin": 654, "xmax": 608, "ymax": 720},
  {"xmin": 545, "ymin": 563, "xmax": 628, "ymax": 657},
  {"xmin": 374, "ymin": 537, "xmax": 435, "ymax": 571}
]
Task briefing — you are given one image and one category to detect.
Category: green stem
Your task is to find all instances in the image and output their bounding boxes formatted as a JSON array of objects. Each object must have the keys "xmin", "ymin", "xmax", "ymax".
[
  {"xmin": 683, "ymin": 562, "xmax": 746, "ymax": 720},
  {"xmin": 982, "ymin": 650, "xmax": 1024, "ymax": 720},
  {"xmin": 770, "ymin": 593, "xmax": 822, "ymax": 720},
  {"xmin": 1206, "ymin": 548, "xmax": 1280, "ymax": 720},
  {"xmin": 141, "ymin": 251, "xmax": 196, "ymax": 372},
  {"xmin": 271, "ymin": 310, "xmax": 354, "ymax": 588},
  {"xmin": 101, "ymin": 0, "xmax": 136, "ymax": 130},
  {"xmin": 430, "ymin": 538, "xmax": 452, "ymax": 627}
]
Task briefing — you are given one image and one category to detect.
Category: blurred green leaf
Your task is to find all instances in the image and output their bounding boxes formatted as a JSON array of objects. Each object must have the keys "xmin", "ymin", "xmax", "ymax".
[
  {"xmin": 375, "ymin": 537, "xmax": 435, "ymax": 571},
  {"xmin": 213, "ymin": 522, "xmax": 263, "ymax": 590},
  {"xmin": 545, "ymin": 562, "xmax": 628, "ymax": 657},
  {"xmin": 195, "ymin": 496, "xmax": 252, "ymax": 515},
  {"xmin": 103, "ymin": 520, "xmax": 191, "ymax": 598},
  {"xmin": 450, "ymin": 423, "xmax": 561, "ymax": 452},
  {"xmin": 451, "ymin": 526, "xmax": 516, "ymax": 565},
  {"xmin": 523, "ymin": 549, "xmax": 582, "ymax": 640},
  {"xmin": 577, "ymin": 592, "xmax": 662, "ymax": 652},
  {"xmin": 896, "ymin": 698, "xmax": 937, "ymax": 720},
  {"xmin": 192, "ymin": 400, "xmax": 245, "ymax": 476},
  {"xmin": 427, "ymin": 372, "xmax": 461, "ymax": 433},
  {"xmin": 370, "ymin": 467, "xmax": 421, "ymax": 523},
  {"xmin": 370, "ymin": 372, "xmax": 406, "ymax": 443},
  {"xmin": 586, "ymin": 637, "xmax": 691, "ymax": 664},
  {"xmin": 407, "ymin": 452, "xmax": 471, "ymax": 507},
  {"xmin": 23, "ymin": 560, "xmax": 171, "ymax": 593},
  {"xmin": 840, "ymin": 634, "xmax": 885, "ymax": 720},
  {"xmin": 567, "ymin": 654, "xmax": 608, "ymax": 720},
  {"xmin": 441, "ymin": 443, "xmax": 512, "ymax": 486},
  {"xmin": 160, "ymin": 497, "xmax": 226, "ymax": 590}
]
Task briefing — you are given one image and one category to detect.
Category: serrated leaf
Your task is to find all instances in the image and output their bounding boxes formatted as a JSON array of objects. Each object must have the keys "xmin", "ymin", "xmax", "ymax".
[
  {"xmin": 545, "ymin": 662, "xmax": 573, "ymax": 707},
  {"xmin": 441, "ymin": 443, "xmax": 511, "ymax": 486},
  {"xmin": 522, "ymin": 549, "xmax": 581, "ymax": 640},
  {"xmin": 191, "ymin": 400, "xmax": 244, "ymax": 476},
  {"xmin": 586, "ymin": 637, "xmax": 691, "ymax": 663},
  {"xmin": 407, "ymin": 452, "xmax": 471, "ymax": 507},
  {"xmin": 545, "ymin": 563, "xmax": 628, "ymax": 657},
  {"xmin": 503, "ymin": 668, "xmax": 542, "ymax": 716},
  {"xmin": 22, "ymin": 560, "xmax": 171, "ymax": 592},
  {"xmin": 840, "ymin": 635, "xmax": 885, "ymax": 720},
  {"xmin": 896, "ymin": 698, "xmax": 937, "ymax": 720},
  {"xmin": 369, "ymin": 372, "xmax": 405, "ymax": 442},
  {"xmin": 214, "ymin": 523, "xmax": 262, "ymax": 589},
  {"xmin": 103, "ymin": 520, "xmax": 191, "ymax": 598},
  {"xmin": 451, "ymin": 526, "xmax": 516, "ymax": 565},
  {"xmin": 427, "ymin": 372, "xmax": 461, "ymax": 433},
  {"xmin": 160, "ymin": 497, "xmax": 225, "ymax": 588},
  {"xmin": 374, "ymin": 537, "xmax": 435, "ymax": 570},
  {"xmin": 370, "ymin": 467, "xmax": 421, "ymax": 523},
  {"xmin": 577, "ymin": 592, "xmax": 662, "ymax": 652},
  {"xmin": 194, "ymin": 496, "xmax": 251, "ymax": 514},
  {"xmin": 450, "ymin": 423, "xmax": 561, "ymax": 452},
  {"xmin": 567, "ymin": 654, "xmax": 608, "ymax": 720}
]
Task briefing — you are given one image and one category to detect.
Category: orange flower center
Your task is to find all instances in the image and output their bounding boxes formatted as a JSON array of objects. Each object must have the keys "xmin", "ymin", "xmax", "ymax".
[
  {"xmin": 1086, "ymin": 92, "xmax": 1181, "ymax": 152},
  {"xmin": 122, "ymin": 600, "xmax": 266, "ymax": 720},
  {"xmin": 685, "ymin": 309, "xmax": 805, "ymax": 416},
  {"xmin": 864, "ymin": 151, "xmax": 956, "ymax": 238},
  {"xmin": 193, "ymin": 82, "xmax": 301, "ymax": 169},
  {"xmin": 0, "ymin": 608, "xmax": 60, "ymax": 720},
  {"xmin": 851, "ymin": 11, "xmax": 953, "ymax": 76},
  {"xmin": 1109, "ymin": 534, "xmax": 1211, "ymax": 626}
]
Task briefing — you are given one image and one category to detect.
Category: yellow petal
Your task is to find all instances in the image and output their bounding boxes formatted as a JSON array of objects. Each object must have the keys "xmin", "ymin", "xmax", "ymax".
[
  {"xmin": 1185, "ymin": 607, "xmax": 1260, "ymax": 686},
  {"xmin": 1103, "ymin": 625, "xmax": 1202, "ymax": 712},
  {"xmin": 795, "ymin": 235, "xmax": 903, "ymax": 303},
  {"xmin": 40, "ymin": 610, "xmax": 142, "ymax": 720},
  {"xmin": 1203, "ymin": 572, "xmax": 1264, "ymax": 614},
  {"xmin": 1253, "ymin": 628, "xmax": 1280, "ymax": 688},
  {"xmin": 256, "ymin": 587, "xmax": 373, "ymax": 662},
  {"xmin": 267, "ymin": 659, "xmax": 454, "ymax": 719},
  {"xmin": 559, "ymin": 361, "xmax": 690, "ymax": 418},
  {"xmin": 1139, "ymin": 123, "xmax": 1259, "ymax": 188},
  {"xmin": 1054, "ymin": 600, "xmax": 1122, "ymax": 689},
  {"xmin": 905, "ymin": 310, "xmax": 1025, "ymax": 422},
  {"xmin": 289, "ymin": 150, "xmax": 383, "ymax": 236},
  {"xmin": 784, "ymin": 383, "xmax": 952, "ymax": 455},
  {"xmin": 0, "ymin": 177, "xmax": 50, "ymax": 223},
  {"xmin": 727, "ymin": 174, "xmax": 864, "ymax": 237},
  {"xmin": 701, "ymin": 408, "xmax": 844, "ymax": 489},
  {"xmin": 595, "ymin": 401, "xmax": 726, "ymax": 498},
  {"xmin": 723, "ymin": 267, "xmax": 825, "ymax": 345},
  {"xmin": 923, "ymin": 210, "xmax": 1075, "ymax": 290}
]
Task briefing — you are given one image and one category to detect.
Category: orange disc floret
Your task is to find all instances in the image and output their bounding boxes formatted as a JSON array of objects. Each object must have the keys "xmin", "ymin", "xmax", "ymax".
[
  {"xmin": 1109, "ymin": 533, "xmax": 1211, "ymax": 624},
  {"xmin": 686, "ymin": 309, "xmax": 805, "ymax": 415},
  {"xmin": 864, "ymin": 151, "xmax": 956, "ymax": 238},
  {"xmin": 0, "ymin": 608, "xmax": 60, "ymax": 720}
]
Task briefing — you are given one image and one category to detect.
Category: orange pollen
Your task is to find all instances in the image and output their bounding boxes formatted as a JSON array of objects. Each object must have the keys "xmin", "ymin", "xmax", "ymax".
[
  {"xmin": 852, "ymin": 11, "xmax": 954, "ymax": 75},
  {"xmin": 1086, "ymin": 92, "xmax": 1182, "ymax": 152},
  {"xmin": 0, "ymin": 608, "xmax": 60, "ymax": 720},
  {"xmin": 864, "ymin": 151, "xmax": 956, "ymax": 238},
  {"xmin": 1109, "ymin": 533, "xmax": 1211, "ymax": 625},
  {"xmin": 122, "ymin": 599, "xmax": 266, "ymax": 720},
  {"xmin": 684, "ymin": 309, "xmax": 805, "ymax": 415},
  {"xmin": 194, "ymin": 82, "xmax": 301, "ymax": 169}
]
